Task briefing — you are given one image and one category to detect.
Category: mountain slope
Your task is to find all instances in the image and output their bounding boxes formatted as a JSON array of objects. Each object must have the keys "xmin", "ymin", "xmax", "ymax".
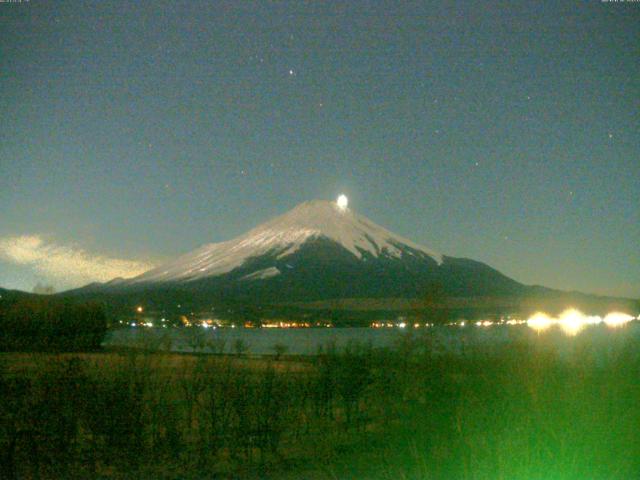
[{"xmin": 129, "ymin": 200, "xmax": 442, "ymax": 284}]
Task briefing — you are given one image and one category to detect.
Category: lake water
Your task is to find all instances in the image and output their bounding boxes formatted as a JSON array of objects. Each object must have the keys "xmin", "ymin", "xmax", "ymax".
[{"xmin": 104, "ymin": 322, "xmax": 640, "ymax": 357}]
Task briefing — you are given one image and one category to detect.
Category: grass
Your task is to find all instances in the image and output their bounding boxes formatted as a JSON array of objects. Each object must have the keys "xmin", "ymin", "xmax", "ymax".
[{"xmin": 1, "ymin": 327, "xmax": 639, "ymax": 479}]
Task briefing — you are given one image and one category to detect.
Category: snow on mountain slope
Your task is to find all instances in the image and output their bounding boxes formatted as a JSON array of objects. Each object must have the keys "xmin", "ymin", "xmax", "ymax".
[
  {"xmin": 240, "ymin": 267, "xmax": 281, "ymax": 281},
  {"xmin": 130, "ymin": 200, "xmax": 442, "ymax": 284}
]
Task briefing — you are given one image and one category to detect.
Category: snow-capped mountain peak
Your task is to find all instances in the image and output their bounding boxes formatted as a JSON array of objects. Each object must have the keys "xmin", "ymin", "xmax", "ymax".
[
  {"xmin": 130, "ymin": 199, "xmax": 442, "ymax": 283},
  {"xmin": 254, "ymin": 200, "xmax": 441, "ymax": 261}
]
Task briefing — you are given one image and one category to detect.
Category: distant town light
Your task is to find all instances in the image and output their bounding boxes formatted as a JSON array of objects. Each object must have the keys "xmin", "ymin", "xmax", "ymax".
[
  {"xmin": 475, "ymin": 320, "xmax": 493, "ymax": 327},
  {"xmin": 558, "ymin": 309, "xmax": 588, "ymax": 336},
  {"xmin": 603, "ymin": 312, "xmax": 634, "ymax": 328},
  {"xmin": 527, "ymin": 312, "xmax": 553, "ymax": 332},
  {"xmin": 136, "ymin": 306, "xmax": 143, "ymax": 313}
]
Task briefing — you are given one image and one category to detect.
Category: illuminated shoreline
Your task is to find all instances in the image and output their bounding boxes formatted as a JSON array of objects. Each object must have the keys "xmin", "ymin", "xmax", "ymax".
[
  {"xmin": 123, "ymin": 309, "xmax": 638, "ymax": 334},
  {"xmin": 369, "ymin": 309, "xmax": 638, "ymax": 335}
]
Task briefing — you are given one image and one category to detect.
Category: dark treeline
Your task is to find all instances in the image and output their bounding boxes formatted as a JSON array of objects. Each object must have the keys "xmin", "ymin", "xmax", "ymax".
[
  {"xmin": 0, "ymin": 297, "xmax": 107, "ymax": 352},
  {"xmin": 1, "ymin": 332, "xmax": 639, "ymax": 479}
]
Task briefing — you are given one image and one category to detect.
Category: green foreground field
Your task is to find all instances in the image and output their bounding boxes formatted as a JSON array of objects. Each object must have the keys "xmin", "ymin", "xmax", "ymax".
[{"xmin": 1, "ymin": 332, "xmax": 639, "ymax": 479}]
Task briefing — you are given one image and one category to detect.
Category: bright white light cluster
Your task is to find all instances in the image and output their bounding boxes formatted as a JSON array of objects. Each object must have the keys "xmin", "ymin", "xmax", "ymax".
[
  {"xmin": 526, "ymin": 309, "xmax": 635, "ymax": 336},
  {"xmin": 475, "ymin": 320, "xmax": 493, "ymax": 327}
]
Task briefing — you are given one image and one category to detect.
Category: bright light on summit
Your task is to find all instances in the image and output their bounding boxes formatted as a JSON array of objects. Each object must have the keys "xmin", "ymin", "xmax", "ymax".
[{"xmin": 336, "ymin": 194, "xmax": 348, "ymax": 210}]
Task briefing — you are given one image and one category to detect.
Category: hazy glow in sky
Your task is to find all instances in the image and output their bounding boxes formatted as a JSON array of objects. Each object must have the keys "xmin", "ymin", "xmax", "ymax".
[{"xmin": 0, "ymin": 235, "xmax": 153, "ymax": 288}]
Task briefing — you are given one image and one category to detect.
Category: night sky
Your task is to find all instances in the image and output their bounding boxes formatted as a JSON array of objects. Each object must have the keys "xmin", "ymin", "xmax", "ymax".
[{"xmin": 1, "ymin": 1, "xmax": 638, "ymax": 297}]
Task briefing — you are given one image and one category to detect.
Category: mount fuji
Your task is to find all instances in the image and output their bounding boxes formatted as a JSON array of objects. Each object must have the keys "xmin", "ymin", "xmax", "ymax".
[
  {"xmin": 66, "ymin": 199, "xmax": 636, "ymax": 319},
  {"xmin": 80, "ymin": 200, "xmax": 523, "ymax": 298},
  {"xmin": 131, "ymin": 199, "xmax": 444, "ymax": 284}
]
